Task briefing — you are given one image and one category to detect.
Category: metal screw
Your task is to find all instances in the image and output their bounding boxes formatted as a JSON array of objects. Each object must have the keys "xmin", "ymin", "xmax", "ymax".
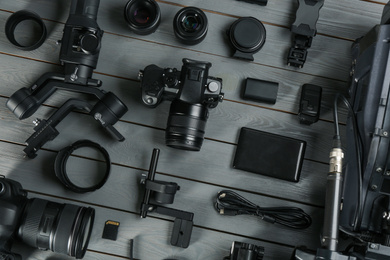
[
  {"xmin": 384, "ymin": 131, "xmax": 388, "ymax": 137},
  {"xmin": 372, "ymin": 185, "xmax": 378, "ymax": 190},
  {"xmin": 32, "ymin": 118, "xmax": 41, "ymax": 126},
  {"xmin": 385, "ymin": 171, "xmax": 390, "ymax": 176},
  {"xmin": 377, "ymin": 167, "xmax": 383, "ymax": 173},
  {"xmin": 370, "ymin": 243, "xmax": 377, "ymax": 249},
  {"xmin": 148, "ymin": 206, "xmax": 154, "ymax": 211},
  {"xmin": 383, "ymin": 212, "xmax": 388, "ymax": 218}
]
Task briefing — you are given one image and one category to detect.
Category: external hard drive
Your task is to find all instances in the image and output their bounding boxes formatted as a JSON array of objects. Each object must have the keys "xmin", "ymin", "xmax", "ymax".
[{"xmin": 233, "ymin": 127, "xmax": 306, "ymax": 182}]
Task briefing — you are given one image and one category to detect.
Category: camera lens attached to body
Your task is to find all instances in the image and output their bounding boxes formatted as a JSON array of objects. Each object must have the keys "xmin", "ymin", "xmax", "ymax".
[
  {"xmin": 18, "ymin": 198, "xmax": 95, "ymax": 259},
  {"xmin": 173, "ymin": 7, "xmax": 208, "ymax": 45},
  {"xmin": 140, "ymin": 58, "xmax": 224, "ymax": 151},
  {"xmin": 124, "ymin": 0, "xmax": 161, "ymax": 35},
  {"xmin": 166, "ymin": 100, "xmax": 209, "ymax": 151}
]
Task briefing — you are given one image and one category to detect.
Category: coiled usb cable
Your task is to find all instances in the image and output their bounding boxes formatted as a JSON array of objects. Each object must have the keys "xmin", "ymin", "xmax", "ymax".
[{"xmin": 215, "ymin": 190, "xmax": 312, "ymax": 229}]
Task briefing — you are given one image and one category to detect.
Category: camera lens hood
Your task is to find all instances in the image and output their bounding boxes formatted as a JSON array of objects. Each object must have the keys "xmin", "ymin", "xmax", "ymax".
[
  {"xmin": 124, "ymin": 0, "xmax": 161, "ymax": 35},
  {"xmin": 227, "ymin": 17, "xmax": 266, "ymax": 61},
  {"xmin": 5, "ymin": 10, "xmax": 47, "ymax": 51},
  {"xmin": 173, "ymin": 7, "xmax": 208, "ymax": 45}
]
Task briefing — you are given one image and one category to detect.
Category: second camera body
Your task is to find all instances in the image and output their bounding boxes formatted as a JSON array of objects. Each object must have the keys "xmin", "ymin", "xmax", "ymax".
[{"xmin": 140, "ymin": 58, "xmax": 224, "ymax": 151}]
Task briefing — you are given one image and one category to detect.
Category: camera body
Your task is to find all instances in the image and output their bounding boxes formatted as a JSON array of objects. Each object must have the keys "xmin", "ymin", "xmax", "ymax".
[
  {"xmin": 0, "ymin": 178, "xmax": 27, "ymax": 260},
  {"xmin": 140, "ymin": 58, "xmax": 224, "ymax": 151}
]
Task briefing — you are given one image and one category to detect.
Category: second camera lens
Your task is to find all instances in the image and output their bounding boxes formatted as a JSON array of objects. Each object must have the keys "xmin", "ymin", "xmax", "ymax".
[
  {"xmin": 124, "ymin": 0, "xmax": 161, "ymax": 35},
  {"xmin": 173, "ymin": 7, "xmax": 208, "ymax": 45}
]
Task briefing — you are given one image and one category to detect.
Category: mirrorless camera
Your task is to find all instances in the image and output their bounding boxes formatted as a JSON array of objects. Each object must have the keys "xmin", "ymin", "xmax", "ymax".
[
  {"xmin": 140, "ymin": 58, "xmax": 224, "ymax": 151},
  {"xmin": 0, "ymin": 176, "xmax": 95, "ymax": 260}
]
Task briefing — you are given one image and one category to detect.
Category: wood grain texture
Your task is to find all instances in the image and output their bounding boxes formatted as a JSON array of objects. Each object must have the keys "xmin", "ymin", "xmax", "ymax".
[
  {"xmin": 0, "ymin": 0, "xmax": 380, "ymax": 259},
  {"xmin": 0, "ymin": 99, "xmax": 329, "ymax": 207},
  {"xmin": 0, "ymin": 141, "xmax": 317, "ymax": 259},
  {"xmin": 0, "ymin": 53, "xmax": 346, "ymax": 165},
  {"xmin": 0, "ymin": 7, "xmax": 352, "ymax": 86}
]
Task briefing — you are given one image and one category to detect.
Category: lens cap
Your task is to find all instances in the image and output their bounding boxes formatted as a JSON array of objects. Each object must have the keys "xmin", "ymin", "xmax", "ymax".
[
  {"xmin": 173, "ymin": 7, "xmax": 208, "ymax": 45},
  {"xmin": 227, "ymin": 17, "xmax": 266, "ymax": 61},
  {"xmin": 124, "ymin": 0, "xmax": 161, "ymax": 35}
]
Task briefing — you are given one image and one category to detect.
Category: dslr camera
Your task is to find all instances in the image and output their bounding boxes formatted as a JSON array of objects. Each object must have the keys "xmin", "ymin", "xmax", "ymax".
[
  {"xmin": 140, "ymin": 58, "xmax": 224, "ymax": 151},
  {"xmin": 0, "ymin": 176, "xmax": 95, "ymax": 260}
]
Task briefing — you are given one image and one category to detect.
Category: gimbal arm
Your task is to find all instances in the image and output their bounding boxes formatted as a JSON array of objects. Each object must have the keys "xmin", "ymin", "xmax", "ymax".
[{"xmin": 6, "ymin": 72, "xmax": 104, "ymax": 120}]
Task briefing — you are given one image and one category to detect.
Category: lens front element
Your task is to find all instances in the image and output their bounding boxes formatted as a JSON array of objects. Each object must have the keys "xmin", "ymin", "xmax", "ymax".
[{"xmin": 173, "ymin": 7, "xmax": 208, "ymax": 45}]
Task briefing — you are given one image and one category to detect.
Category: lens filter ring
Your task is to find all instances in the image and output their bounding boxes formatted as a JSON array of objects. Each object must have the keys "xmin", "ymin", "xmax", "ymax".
[
  {"xmin": 5, "ymin": 10, "xmax": 47, "ymax": 51},
  {"xmin": 72, "ymin": 207, "xmax": 95, "ymax": 259},
  {"xmin": 124, "ymin": 0, "xmax": 161, "ymax": 35},
  {"xmin": 173, "ymin": 7, "xmax": 208, "ymax": 45},
  {"xmin": 54, "ymin": 140, "xmax": 111, "ymax": 193}
]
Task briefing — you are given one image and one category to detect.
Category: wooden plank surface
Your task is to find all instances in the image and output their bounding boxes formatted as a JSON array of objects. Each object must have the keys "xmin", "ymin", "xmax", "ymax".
[{"xmin": 0, "ymin": 0, "xmax": 384, "ymax": 259}]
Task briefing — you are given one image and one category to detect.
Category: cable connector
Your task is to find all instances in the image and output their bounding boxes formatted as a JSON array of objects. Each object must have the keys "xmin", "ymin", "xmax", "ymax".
[
  {"xmin": 329, "ymin": 148, "xmax": 344, "ymax": 174},
  {"xmin": 218, "ymin": 208, "xmax": 238, "ymax": 216}
]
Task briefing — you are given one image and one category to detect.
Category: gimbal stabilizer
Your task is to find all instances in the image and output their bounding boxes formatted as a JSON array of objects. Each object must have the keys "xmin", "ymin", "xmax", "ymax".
[{"xmin": 6, "ymin": 0, "xmax": 128, "ymax": 158}]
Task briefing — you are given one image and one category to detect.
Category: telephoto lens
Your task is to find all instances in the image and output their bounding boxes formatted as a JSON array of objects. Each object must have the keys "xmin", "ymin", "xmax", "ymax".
[
  {"xmin": 18, "ymin": 198, "xmax": 95, "ymax": 259},
  {"xmin": 173, "ymin": 7, "xmax": 208, "ymax": 45},
  {"xmin": 124, "ymin": 0, "xmax": 161, "ymax": 35}
]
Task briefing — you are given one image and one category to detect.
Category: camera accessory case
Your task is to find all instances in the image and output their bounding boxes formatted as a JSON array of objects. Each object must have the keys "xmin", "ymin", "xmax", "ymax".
[
  {"xmin": 233, "ymin": 127, "xmax": 306, "ymax": 182},
  {"xmin": 243, "ymin": 78, "xmax": 278, "ymax": 104}
]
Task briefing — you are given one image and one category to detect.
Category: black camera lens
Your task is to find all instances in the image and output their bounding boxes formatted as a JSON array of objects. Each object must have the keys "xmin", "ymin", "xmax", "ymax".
[
  {"xmin": 173, "ymin": 7, "xmax": 208, "ymax": 45},
  {"xmin": 18, "ymin": 198, "xmax": 95, "ymax": 259},
  {"xmin": 124, "ymin": 0, "xmax": 161, "ymax": 35},
  {"xmin": 166, "ymin": 100, "xmax": 209, "ymax": 151}
]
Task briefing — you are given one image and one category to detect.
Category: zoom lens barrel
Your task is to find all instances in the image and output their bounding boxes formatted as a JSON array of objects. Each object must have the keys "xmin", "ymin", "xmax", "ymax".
[
  {"xmin": 124, "ymin": 0, "xmax": 161, "ymax": 35},
  {"xmin": 18, "ymin": 198, "xmax": 95, "ymax": 259},
  {"xmin": 166, "ymin": 100, "xmax": 209, "ymax": 151},
  {"xmin": 173, "ymin": 7, "xmax": 208, "ymax": 45}
]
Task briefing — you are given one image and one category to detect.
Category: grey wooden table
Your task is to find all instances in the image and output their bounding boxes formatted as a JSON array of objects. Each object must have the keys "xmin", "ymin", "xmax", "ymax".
[{"xmin": 0, "ymin": 0, "xmax": 385, "ymax": 259}]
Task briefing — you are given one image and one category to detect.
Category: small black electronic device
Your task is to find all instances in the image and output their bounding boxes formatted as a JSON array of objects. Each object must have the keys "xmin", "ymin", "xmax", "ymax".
[
  {"xmin": 102, "ymin": 220, "xmax": 120, "ymax": 241},
  {"xmin": 224, "ymin": 241, "xmax": 265, "ymax": 260},
  {"xmin": 242, "ymin": 78, "xmax": 278, "ymax": 104},
  {"xmin": 173, "ymin": 7, "xmax": 208, "ymax": 45},
  {"xmin": 140, "ymin": 149, "xmax": 194, "ymax": 248},
  {"xmin": 0, "ymin": 176, "xmax": 95, "ymax": 259},
  {"xmin": 124, "ymin": 0, "xmax": 161, "ymax": 35},
  {"xmin": 298, "ymin": 84, "xmax": 322, "ymax": 125},
  {"xmin": 6, "ymin": 0, "xmax": 128, "ymax": 157},
  {"xmin": 227, "ymin": 17, "xmax": 266, "ymax": 61},
  {"xmin": 233, "ymin": 127, "xmax": 306, "ymax": 182},
  {"xmin": 5, "ymin": 10, "xmax": 47, "ymax": 50},
  {"xmin": 139, "ymin": 58, "xmax": 224, "ymax": 151}
]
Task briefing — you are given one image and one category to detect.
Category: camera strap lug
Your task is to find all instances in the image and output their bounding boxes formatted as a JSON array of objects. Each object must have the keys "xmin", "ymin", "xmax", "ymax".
[{"xmin": 287, "ymin": 0, "xmax": 324, "ymax": 68}]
